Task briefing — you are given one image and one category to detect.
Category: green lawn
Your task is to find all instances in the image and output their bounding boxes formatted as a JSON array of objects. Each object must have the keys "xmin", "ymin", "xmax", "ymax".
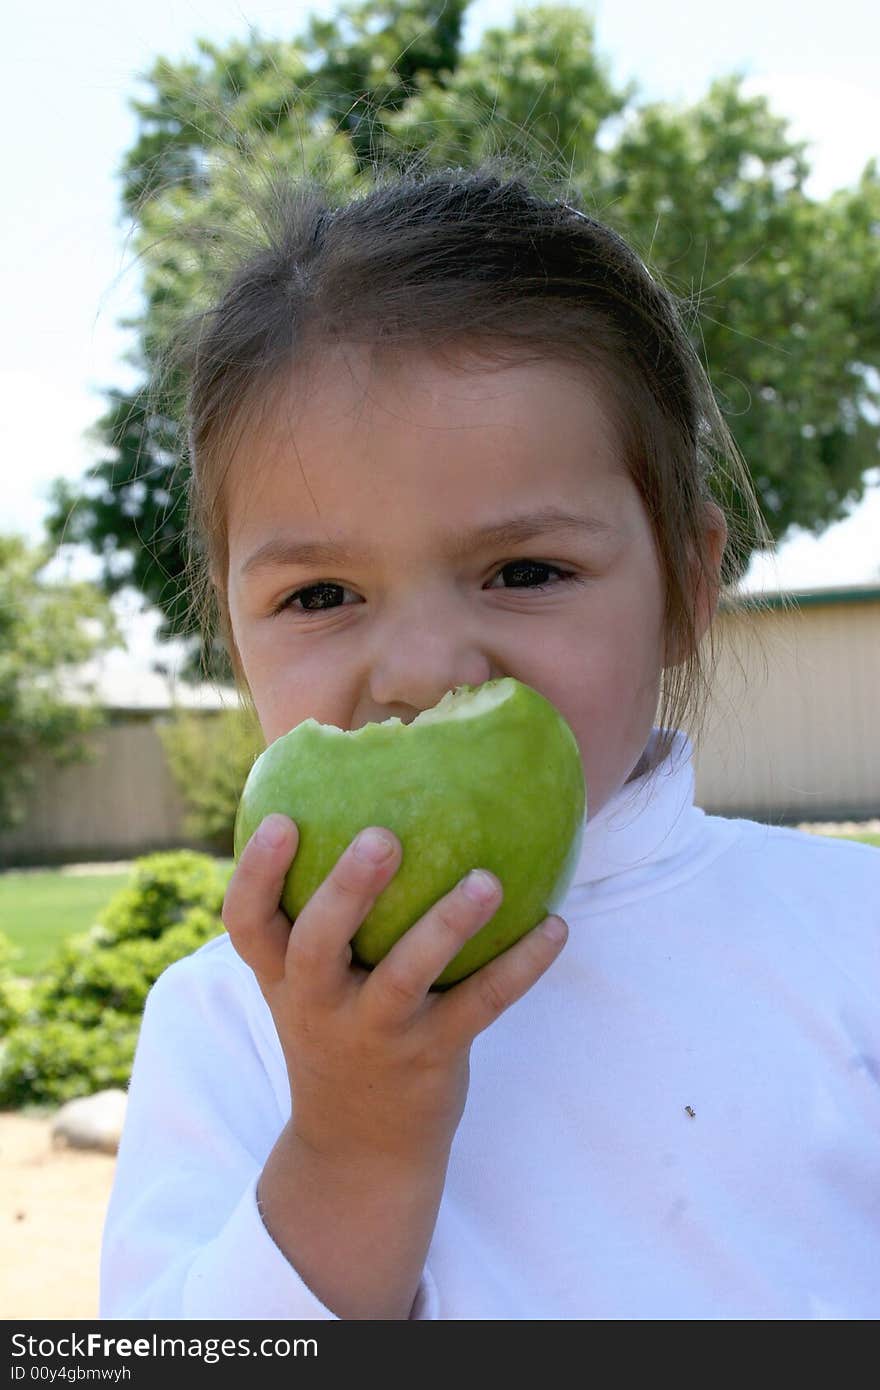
[
  {"xmin": 0, "ymin": 861, "xmax": 235, "ymax": 977},
  {"xmin": 0, "ymin": 869, "xmax": 134, "ymax": 976},
  {"xmin": 811, "ymin": 830, "xmax": 880, "ymax": 849}
]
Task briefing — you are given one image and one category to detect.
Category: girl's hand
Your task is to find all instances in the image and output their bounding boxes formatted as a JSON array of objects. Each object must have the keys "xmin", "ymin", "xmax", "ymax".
[{"xmin": 221, "ymin": 812, "xmax": 568, "ymax": 1170}]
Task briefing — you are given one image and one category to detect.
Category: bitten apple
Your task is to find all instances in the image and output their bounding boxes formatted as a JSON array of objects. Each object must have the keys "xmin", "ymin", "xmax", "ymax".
[{"xmin": 233, "ymin": 677, "xmax": 586, "ymax": 986}]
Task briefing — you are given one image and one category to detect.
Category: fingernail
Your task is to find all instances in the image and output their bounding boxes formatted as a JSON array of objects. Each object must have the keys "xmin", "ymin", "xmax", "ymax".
[
  {"xmin": 463, "ymin": 869, "xmax": 499, "ymax": 904},
  {"xmin": 354, "ymin": 828, "xmax": 395, "ymax": 863},
  {"xmin": 255, "ymin": 816, "xmax": 289, "ymax": 850},
  {"xmin": 541, "ymin": 916, "xmax": 567, "ymax": 944}
]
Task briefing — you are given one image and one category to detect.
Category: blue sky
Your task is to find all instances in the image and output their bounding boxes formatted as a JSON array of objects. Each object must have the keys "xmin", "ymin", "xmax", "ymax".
[{"xmin": 3, "ymin": 0, "xmax": 879, "ymax": 671}]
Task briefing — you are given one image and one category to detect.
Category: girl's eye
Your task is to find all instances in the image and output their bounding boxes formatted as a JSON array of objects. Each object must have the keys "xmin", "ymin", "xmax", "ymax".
[
  {"xmin": 275, "ymin": 580, "xmax": 356, "ymax": 616},
  {"xmin": 274, "ymin": 561, "xmax": 578, "ymax": 616},
  {"xmin": 487, "ymin": 560, "xmax": 577, "ymax": 592}
]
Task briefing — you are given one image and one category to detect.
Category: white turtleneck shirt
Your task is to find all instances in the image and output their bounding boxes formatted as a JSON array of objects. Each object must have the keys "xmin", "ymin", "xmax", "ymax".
[{"xmin": 100, "ymin": 729, "xmax": 880, "ymax": 1320}]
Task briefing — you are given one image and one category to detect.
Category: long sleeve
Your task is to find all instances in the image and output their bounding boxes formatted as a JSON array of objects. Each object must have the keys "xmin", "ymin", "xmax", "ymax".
[{"xmin": 99, "ymin": 936, "xmax": 438, "ymax": 1320}]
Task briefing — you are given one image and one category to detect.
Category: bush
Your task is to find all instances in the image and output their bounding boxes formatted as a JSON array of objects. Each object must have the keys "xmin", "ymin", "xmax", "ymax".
[
  {"xmin": 0, "ymin": 1013, "xmax": 141, "ymax": 1106},
  {"xmin": 158, "ymin": 706, "xmax": 264, "ymax": 853},
  {"xmin": 0, "ymin": 852, "xmax": 230, "ymax": 1107},
  {"xmin": 0, "ymin": 932, "xmax": 32, "ymax": 1035},
  {"xmin": 98, "ymin": 849, "xmax": 228, "ymax": 942}
]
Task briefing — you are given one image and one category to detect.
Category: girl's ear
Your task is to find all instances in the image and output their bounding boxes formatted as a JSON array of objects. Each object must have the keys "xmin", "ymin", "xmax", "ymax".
[
  {"xmin": 666, "ymin": 501, "xmax": 728, "ymax": 668},
  {"xmin": 694, "ymin": 500, "xmax": 728, "ymax": 640}
]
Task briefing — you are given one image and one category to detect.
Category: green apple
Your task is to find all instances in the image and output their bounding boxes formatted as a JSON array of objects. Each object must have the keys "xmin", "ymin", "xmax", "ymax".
[{"xmin": 233, "ymin": 677, "xmax": 586, "ymax": 987}]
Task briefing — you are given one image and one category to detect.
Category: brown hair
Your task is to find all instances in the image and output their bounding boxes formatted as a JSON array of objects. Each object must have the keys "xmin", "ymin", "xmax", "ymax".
[{"xmin": 174, "ymin": 156, "xmax": 778, "ymax": 765}]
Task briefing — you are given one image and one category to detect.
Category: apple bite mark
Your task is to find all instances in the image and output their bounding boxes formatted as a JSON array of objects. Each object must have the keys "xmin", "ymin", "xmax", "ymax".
[{"xmin": 233, "ymin": 678, "xmax": 586, "ymax": 987}]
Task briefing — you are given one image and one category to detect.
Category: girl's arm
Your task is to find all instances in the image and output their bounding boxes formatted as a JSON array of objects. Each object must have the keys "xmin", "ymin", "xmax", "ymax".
[{"xmin": 221, "ymin": 814, "xmax": 565, "ymax": 1321}]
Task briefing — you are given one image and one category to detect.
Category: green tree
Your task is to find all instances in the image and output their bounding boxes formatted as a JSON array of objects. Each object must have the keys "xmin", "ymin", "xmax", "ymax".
[
  {"xmin": 47, "ymin": 2, "xmax": 880, "ymax": 677},
  {"xmin": 591, "ymin": 77, "xmax": 880, "ymax": 542},
  {"xmin": 379, "ymin": 4, "xmax": 631, "ymax": 174},
  {"xmin": 0, "ymin": 535, "xmax": 121, "ymax": 831},
  {"xmin": 298, "ymin": 0, "xmax": 469, "ymax": 172}
]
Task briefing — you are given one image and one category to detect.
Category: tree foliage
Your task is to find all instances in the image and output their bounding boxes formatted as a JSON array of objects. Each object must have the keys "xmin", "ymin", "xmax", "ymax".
[
  {"xmin": 0, "ymin": 535, "xmax": 121, "ymax": 831},
  {"xmin": 158, "ymin": 705, "xmax": 265, "ymax": 853},
  {"xmin": 47, "ymin": 1, "xmax": 880, "ymax": 676},
  {"xmin": 595, "ymin": 79, "xmax": 880, "ymax": 542}
]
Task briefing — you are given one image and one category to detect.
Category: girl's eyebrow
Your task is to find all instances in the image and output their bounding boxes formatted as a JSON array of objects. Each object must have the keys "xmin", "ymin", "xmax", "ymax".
[{"xmin": 239, "ymin": 506, "xmax": 619, "ymax": 577}]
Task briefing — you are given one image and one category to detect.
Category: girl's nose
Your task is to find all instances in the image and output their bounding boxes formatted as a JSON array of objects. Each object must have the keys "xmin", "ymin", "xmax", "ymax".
[
  {"xmin": 368, "ymin": 669, "xmax": 494, "ymax": 721},
  {"xmin": 368, "ymin": 652, "xmax": 495, "ymax": 718},
  {"xmin": 364, "ymin": 590, "xmax": 496, "ymax": 714}
]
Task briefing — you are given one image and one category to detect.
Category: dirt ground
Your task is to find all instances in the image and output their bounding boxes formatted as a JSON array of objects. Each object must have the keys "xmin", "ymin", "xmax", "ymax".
[{"xmin": 1, "ymin": 1111, "xmax": 116, "ymax": 1320}]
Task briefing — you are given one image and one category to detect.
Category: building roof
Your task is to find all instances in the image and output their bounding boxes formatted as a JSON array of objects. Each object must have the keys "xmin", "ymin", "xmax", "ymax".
[
  {"xmin": 58, "ymin": 654, "xmax": 237, "ymax": 712},
  {"xmin": 722, "ymin": 581, "xmax": 880, "ymax": 612}
]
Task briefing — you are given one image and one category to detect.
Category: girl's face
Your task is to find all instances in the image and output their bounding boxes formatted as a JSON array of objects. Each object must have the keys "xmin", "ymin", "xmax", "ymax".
[{"xmin": 225, "ymin": 344, "xmax": 718, "ymax": 822}]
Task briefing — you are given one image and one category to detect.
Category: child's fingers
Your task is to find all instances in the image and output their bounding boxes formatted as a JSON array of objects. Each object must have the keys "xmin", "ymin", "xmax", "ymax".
[
  {"xmin": 221, "ymin": 814, "xmax": 299, "ymax": 985},
  {"xmin": 284, "ymin": 827, "xmax": 403, "ymax": 998},
  {"xmin": 362, "ymin": 869, "xmax": 504, "ymax": 1026},
  {"xmin": 436, "ymin": 914, "xmax": 568, "ymax": 1044}
]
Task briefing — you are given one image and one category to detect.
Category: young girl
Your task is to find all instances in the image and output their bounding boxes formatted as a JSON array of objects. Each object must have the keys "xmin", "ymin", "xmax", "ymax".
[{"xmin": 100, "ymin": 164, "xmax": 880, "ymax": 1320}]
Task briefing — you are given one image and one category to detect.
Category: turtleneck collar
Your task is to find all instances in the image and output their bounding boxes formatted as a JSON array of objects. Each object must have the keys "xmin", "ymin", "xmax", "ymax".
[{"xmin": 564, "ymin": 727, "xmax": 724, "ymax": 909}]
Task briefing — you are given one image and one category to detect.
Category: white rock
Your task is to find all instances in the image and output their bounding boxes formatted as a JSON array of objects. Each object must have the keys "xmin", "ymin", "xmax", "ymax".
[{"xmin": 51, "ymin": 1089, "xmax": 128, "ymax": 1154}]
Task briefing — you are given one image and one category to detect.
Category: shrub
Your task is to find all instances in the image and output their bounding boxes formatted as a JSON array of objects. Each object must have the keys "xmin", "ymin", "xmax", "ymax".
[
  {"xmin": 0, "ymin": 932, "xmax": 32, "ymax": 1035},
  {"xmin": 0, "ymin": 852, "xmax": 230, "ymax": 1107},
  {"xmin": 98, "ymin": 849, "xmax": 228, "ymax": 942},
  {"xmin": 0, "ymin": 1013, "xmax": 141, "ymax": 1107}
]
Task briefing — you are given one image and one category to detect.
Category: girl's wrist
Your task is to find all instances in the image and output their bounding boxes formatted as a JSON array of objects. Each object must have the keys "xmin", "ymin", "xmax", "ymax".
[
  {"xmin": 258, "ymin": 1120, "xmax": 449, "ymax": 1319},
  {"xmin": 285, "ymin": 1117, "xmax": 453, "ymax": 1189}
]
